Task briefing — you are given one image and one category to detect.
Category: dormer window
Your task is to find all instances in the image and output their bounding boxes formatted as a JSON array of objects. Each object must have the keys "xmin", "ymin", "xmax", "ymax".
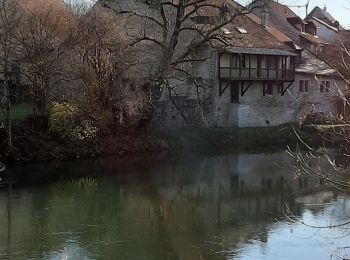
[
  {"xmin": 222, "ymin": 28, "xmax": 232, "ymax": 35},
  {"xmin": 236, "ymin": 27, "xmax": 248, "ymax": 34}
]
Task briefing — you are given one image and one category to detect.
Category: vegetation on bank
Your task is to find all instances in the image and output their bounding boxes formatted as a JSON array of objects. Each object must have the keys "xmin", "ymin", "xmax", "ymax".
[
  {"xmin": 0, "ymin": 110, "xmax": 164, "ymax": 165},
  {"xmin": 162, "ymin": 124, "xmax": 322, "ymax": 153},
  {"xmin": 0, "ymin": 111, "xmax": 324, "ymax": 164}
]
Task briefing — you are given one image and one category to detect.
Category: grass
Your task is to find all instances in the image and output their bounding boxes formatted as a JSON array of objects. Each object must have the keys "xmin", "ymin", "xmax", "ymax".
[
  {"xmin": 72, "ymin": 177, "xmax": 98, "ymax": 189},
  {"xmin": 0, "ymin": 102, "xmax": 33, "ymax": 122}
]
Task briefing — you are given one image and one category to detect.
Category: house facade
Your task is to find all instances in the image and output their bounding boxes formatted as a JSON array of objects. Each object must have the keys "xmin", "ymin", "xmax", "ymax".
[
  {"xmin": 245, "ymin": 1, "xmax": 346, "ymax": 124},
  {"xmin": 213, "ymin": 47, "xmax": 296, "ymax": 127},
  {"xmin": 96, "ymin": 0, "xmax": 346, "ymax": 129},
  {"xmin": 157, "ymin": 1, "xmax": 346, "ymax": 128}
]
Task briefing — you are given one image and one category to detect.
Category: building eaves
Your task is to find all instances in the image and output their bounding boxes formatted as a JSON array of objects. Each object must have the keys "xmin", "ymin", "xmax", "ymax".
[
  {"xmin": 299, "ymin": 32, "xmax": 326, "ymax": 44},
  {"xmin": 308, "ymin": 17, "xmax": 339, "ymax": 32},
  {"xmin": 224, "ymin": 47, "xmax": 297, "ymax": 56}
]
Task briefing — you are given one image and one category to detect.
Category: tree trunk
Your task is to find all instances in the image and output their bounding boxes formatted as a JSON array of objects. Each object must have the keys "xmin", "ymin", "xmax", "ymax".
[{"xmin": 4, "ymin": 73, "xmax": 12, "ymax": 151}]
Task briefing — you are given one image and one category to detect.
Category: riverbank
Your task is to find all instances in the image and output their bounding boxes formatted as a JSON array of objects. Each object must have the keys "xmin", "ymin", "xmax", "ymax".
[
  {"xmin": 0, "ymin": 119, "xmax": 165, "ymax": 165},
  {"xmin": 0, "ymin": 119, "xmax": 322, "ymax": 165},
  {"xmin": 161, "ymin": 124, "xmax": 322, "ymax": 153}
]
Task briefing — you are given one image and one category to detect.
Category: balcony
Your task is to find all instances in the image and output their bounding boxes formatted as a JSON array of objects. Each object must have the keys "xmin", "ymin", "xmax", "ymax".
[{"xmin": 219, "ymin": 67, "xmax": 295, "ymax": 81}]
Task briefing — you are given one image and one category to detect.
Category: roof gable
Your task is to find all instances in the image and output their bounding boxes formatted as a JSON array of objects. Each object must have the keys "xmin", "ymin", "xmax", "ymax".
[{"xmin": 305, "ymin": 6, "xmax": 343, "ymax": 30}]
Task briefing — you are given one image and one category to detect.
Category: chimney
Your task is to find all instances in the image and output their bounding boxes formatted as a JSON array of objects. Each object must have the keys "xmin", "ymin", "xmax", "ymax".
[
  {"xmin": 261, "ymin": 8, "xmax": 270, "ymax": 28},
  {"xmin": 334, "ymin": 21, "xmax": 340, "ymax": 30},
  {"xmin": 323, "ymin": 4, "xmax": 327, "ymax": 12}
]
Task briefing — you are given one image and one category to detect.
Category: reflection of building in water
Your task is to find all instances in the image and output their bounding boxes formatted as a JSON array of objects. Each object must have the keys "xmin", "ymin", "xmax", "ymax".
[
  {"xmin": 148, "ymin": 152, "xmax": 333, "ymax": 259},
  {"xmin": 156, "ymin": 152, "xmax": 324, "ymax": 202},
  {"xmin": 0, "ymin": 152, "xmax": 340, "ymax": 260}
]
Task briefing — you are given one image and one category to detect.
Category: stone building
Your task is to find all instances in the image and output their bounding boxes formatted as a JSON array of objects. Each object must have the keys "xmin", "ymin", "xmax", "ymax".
[
  {"xmin": 96, "ymin": 0, "xmax": 346, "ymax": 128},
  {"xmin": 247, "ymin": 1, "xmax": 345, "ymax": 123},
  {"xmin": 158, "ymin": 0, "xmax": 346, "ymax": 128}
]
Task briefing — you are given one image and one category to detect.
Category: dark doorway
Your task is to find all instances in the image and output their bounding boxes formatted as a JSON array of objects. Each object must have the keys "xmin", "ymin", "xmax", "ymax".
[{"xmin": 230, "ymin": 82, "xmax": 239, "ymax": 103}]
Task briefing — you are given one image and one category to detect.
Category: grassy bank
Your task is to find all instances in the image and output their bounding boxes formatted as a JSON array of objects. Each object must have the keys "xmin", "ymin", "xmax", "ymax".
[
  {"xmin": 161, "ymin": 124, "xmax": 321, "ymax": 153},
  {"xmin": 0, "ymin": 119, "xmax": 323, "ymax": 164},
  {"xmin": 0, "ymin": 102, "xmax": 33, "ymax": 121},
  {"xmin": 0, "ymin": 118, "xmax": 164, "ymax": 165}
]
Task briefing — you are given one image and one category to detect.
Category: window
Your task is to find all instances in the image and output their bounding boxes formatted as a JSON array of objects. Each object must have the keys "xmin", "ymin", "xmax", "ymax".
[
  {"xmin": 241, "ymin": 55, "xmax": 247, "ymax": 68},
  {"xmin": 267, "ymin": 56, "xmax": 278, "ymax": 69},
  {"xmin": 299, "ymin": 80, "xmax": 309, "ymax": 92},
  {"xmin": 231, "ymin": 55, "xmax": 239, "ymax": 68},
  {"xmin": 320, "ymin": 81, "xmax": 331, "ymax": 92},
  {"xmin": 222, "ymin": 28, "xmax": 232, "ymax": 35},
  {"xmin": 236, "ymin": 27, "xmax": 248, "ymax": 34}
]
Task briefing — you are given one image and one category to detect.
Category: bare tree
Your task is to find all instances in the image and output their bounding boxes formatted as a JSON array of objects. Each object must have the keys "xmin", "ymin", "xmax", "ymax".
[
  {"xmin": 285, "ymin": 54, "xmax": 350, "ymax": 259},
  {"xmin": 100, "ymin": 0, "xmax": 260, "ymax": 123},
  {"xmin": 65, "ymin": 10, "xmax": 148, "ymax": 126},
  {"xmin": 0, "ymin": 0, "xmax": 22, "ymax": 151},
  {"xmin": 15, "ymin": 6, "xmax": 69, "ymax": 118}
]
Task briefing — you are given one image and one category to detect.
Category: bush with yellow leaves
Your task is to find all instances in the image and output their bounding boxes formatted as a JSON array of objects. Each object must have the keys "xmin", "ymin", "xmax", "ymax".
[{"xmin": 49, "ymin": 102, "xmax": 97, "ymax": 141}]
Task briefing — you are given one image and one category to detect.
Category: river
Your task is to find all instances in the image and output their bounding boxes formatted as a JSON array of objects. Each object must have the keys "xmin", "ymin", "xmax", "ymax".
[{"xmin": 0, "ymin": 151, "xmax": 349, "ymax": 259}]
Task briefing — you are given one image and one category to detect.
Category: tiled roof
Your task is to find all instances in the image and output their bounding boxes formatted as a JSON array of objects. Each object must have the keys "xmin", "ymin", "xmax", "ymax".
[
  {"xmin": 269, "ymin": 1, "xmax": 299, "ymax": 19},
  {"xmin": 247, "ymin": 0, "xmax": 338, "ymax": 77},
  {"xmin": 249, "ymin": 1, "xmax": 328, "ymax": 45},
  {"xmin": 296, "ymin": 49, "xmax": 339, "ymax": 76},
  {"xmin": 249, "ymin": 0, "xmax": 301, "ymax": 44},
  {"xmin": 98, "ymin": 0, "xmax": 292, "ymax": 52},
  {"xmin": 245, "ymin": 13, "xmax": 292, "ymax": 44},
  {"xmin": 197, "ymin": 0, "xmax": 292, "ymax": 51}
]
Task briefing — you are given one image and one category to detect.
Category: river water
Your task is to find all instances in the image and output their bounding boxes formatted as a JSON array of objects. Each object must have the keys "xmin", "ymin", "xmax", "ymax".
[{"xmin": 0, "ymin": 151, "xmax": 350, "ymax": 260}]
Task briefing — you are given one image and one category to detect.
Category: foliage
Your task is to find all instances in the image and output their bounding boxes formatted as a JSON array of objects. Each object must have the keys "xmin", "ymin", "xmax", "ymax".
[{"xmin": 49, "ymin": 101, "xmax": 97, "ymax": 141}]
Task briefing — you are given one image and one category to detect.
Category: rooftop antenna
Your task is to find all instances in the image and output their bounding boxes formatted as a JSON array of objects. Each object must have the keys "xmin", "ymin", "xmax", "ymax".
[{"xmin": 287, "ymin": 0, "xmax": 310, "ymax": 17}]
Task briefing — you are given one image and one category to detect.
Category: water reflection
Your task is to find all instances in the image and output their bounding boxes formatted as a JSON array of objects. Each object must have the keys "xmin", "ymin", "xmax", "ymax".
[{"xmin": 0, "ymin": 152, "xmax": 348, "ymax": 259}]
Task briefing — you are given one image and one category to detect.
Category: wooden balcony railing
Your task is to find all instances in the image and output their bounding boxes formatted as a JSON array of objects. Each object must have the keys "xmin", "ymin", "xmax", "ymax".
[{"xmin": 219, "ymin": 67, "xmax": 295, "ymax": 81}]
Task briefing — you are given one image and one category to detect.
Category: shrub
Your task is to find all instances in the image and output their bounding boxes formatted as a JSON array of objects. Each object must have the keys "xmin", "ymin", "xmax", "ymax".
[
  {"xmin": 300, "ymin": 105, "xmax": 343, "ymax": 126},
  {"xmin": 49, "ymin": 102, "xmax": 97, "ymax": 141}
]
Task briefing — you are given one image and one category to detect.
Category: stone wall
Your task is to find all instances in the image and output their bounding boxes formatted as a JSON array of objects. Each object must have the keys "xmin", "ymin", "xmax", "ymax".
[{"xmin": 155, "ymin": 49, "xmax": 345, "ymax": 128}]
